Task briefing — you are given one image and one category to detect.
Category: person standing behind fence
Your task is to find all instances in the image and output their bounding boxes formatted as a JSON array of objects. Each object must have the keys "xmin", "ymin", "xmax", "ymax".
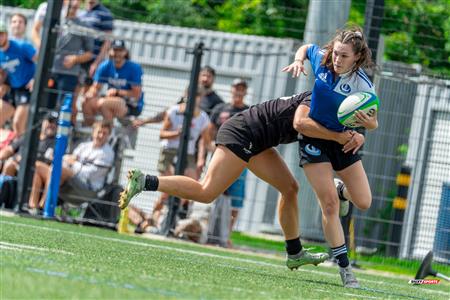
[
  {"xmin": 79, "ymin": 0, "xmax": 114, "ymax": 79},
  {"xmin": 31, "ymin": 0, "xmax": 78, "ymax": 50},
  {"xmin": 0, "ymin": 23, "xmax": 37, "ymax": 136},
  {"xmin": 198, "ymin": 66, "xmax": 224, "ymax": 116},
  {"xmin": 48, "ymin": 0, "xmax": 94, "ymax": 122},
  {"xmin": 282, "ymin": 26, "xmax": 378, "ymax": 288},
  {"xmin": 150, "ymin": 88, "xmax": 211, "ymax": 229},
  {"xmin": 82, "ymin": 40, "xmax": 144, "ymax": 125},
  {"xmin": 209, "ymin": 78, "xmax": 249, "ymax": 244}
]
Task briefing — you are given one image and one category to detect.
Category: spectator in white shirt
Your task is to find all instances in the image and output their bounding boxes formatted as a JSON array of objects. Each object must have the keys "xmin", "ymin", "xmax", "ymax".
[{"xmin": 30, "ymin": 121, "xmax": 114, "ymax": 208}]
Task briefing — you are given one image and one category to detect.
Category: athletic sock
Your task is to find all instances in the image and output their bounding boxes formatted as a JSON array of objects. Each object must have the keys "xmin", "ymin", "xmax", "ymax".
[
  {"xmin": 337, "ymin": 182, "xmax": 347, "ymax": 201},
  {"xmin": 144, "ymin": 175, "xmax": 159, "ymax": 191},
  {"xmin": 285, "ymin": 237, "xmax": 303, "ymax": 256},
  {"xmin": 331, "ymin": 244, "xmax": 349, "ymax": 268}
]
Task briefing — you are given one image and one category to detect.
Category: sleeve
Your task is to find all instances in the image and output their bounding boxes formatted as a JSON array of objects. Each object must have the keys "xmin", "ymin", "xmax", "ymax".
[
  {"xmin": 306, "ymin": 44, "xmax": 324, "ymax": 76},
  {"xmin": 209, "ymin": 103, "xmax": 223, "ymax": 125},
  {"xmin": 164, "ymin": 105, "xmax": 178, "ymax": 127},
  {"xmin": 130, "ymin": 63, "xmax": 143, "ymax": 86},
  {"xmin": 93, "ymin": 61, "xmax": 109, "ymax": 83},
  {"xmin": 200, "ymin": 113, "xmax": 210, "ymax": 132},
  {"xmin": 34, "ymin": 2, "xmax": 47, "ymax": 24},
  {"xmin": 356, "ymin": 69, "xmax": 376, "ymax": 95},
  {"xmin": 10, "ymin": 136, "xmax": 24, "ymax": 153},
  {"xmin": 99, "ymin": 9, "xmax": 114, "ymax": 31},
  {"xmin": 72, "ymin": 142, "xmax": 84, "ymax": 157},
  {"xmin": 22, "ymin": 43, "xmax": 37, "ymax": 61}
]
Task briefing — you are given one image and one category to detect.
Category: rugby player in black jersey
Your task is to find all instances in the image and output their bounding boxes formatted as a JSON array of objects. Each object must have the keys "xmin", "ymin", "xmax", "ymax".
[{"xmin": 119, "ymin": 90, "xmax": 359, "ymax": 269}]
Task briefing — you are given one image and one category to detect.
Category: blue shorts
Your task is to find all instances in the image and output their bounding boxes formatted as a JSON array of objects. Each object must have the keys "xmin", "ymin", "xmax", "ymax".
[{"xmin": 225, "ymin": 169, "xmax": 247, "ymax": 209}]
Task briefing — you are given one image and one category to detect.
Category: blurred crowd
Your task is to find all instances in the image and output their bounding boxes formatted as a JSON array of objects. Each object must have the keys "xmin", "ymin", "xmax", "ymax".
[{"xmin": 0, "ymin": 0, "xmax": 250, "ymax": 247}]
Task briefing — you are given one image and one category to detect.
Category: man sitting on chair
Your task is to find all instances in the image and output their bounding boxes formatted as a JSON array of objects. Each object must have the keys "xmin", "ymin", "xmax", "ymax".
[{"xmin": 30, "ymin": 121, "xmax": 114, "ymax": 208}]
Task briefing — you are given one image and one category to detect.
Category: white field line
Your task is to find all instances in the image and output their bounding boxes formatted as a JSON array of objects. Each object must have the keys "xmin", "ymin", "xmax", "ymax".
[
  {"xmin": 0, "ymin": 241, "xmax": 74, "ymax": 255},
  {"xmin": 1, "ymin": 220, "xmax": 448, "ymax": 297},
  {"xmin": 316, "ymin": 288, "xmax": 382, "ymax": 299}
]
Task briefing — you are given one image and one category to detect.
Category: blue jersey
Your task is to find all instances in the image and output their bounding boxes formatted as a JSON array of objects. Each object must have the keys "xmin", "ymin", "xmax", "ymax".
[
  {"xmin": 0, "ymin": 40, "xmax": 36, "ymax": 88},
  {"xmin": 94, "ymin": 59, "xmax": 144, "ymax": 112},
  {"xmin": 307, "ymin": 44, "xmax": 376, "ymax": 131}
]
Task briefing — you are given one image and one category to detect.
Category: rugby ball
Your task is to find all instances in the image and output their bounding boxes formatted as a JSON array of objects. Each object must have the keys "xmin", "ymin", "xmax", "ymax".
[{"xmin": 337, "ymin": 92, "xmax": 379, "ymax": 128}]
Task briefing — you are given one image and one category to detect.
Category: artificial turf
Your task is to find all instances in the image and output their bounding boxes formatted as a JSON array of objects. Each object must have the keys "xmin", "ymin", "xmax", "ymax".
[{"xmin": 1, "ymin": 215, "xmax": 448, "ymax": 299}]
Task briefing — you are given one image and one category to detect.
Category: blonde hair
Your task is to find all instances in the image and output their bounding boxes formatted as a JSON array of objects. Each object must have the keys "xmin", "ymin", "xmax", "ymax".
[
  {"xmin": 93, "ymin": 120, "xmax": 112, "ymax": 133},
  {"xmin": 321, "ymin": 26, "xmax": 374, "ymax": 75}
]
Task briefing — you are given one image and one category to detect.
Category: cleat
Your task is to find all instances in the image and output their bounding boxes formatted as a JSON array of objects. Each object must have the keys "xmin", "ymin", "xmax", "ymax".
[
  {"xmin": 286, "ymin": 248, "xmax": 329, "ymax": 270},
  {"xmin": 119, "ymin": 169, "xmax": 145, "ymax": 209},
  {"xmin": 335, "ymin": 178, "xmax": 349, "ymax": 217},
  {"xmin": 339, "ymin": 266, "xmax": 360, "ymax": 288}
]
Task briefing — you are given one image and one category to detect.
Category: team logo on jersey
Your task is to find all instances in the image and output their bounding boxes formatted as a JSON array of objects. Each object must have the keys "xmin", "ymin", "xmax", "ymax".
[
  {"xmin": 318, "ymin": 73, "xmax": 327, "ymax": 83},
  {"xmin": 243, "ymin": 142, "xmax": 253, "ymax": 155},
  {"xmin": 1, "ymin": 58, "xmax": 20, "ymax": 73},
  {"xmin": 305, "ymin": 144, "xmax": 321, "ymax": 156},
  {"xmin": 108, "ymin": 78, "xmax": 127, "ymax": 87},
  {"xmin": 340, "ymin": 83, "xmax": 351, "ymax": 93}
]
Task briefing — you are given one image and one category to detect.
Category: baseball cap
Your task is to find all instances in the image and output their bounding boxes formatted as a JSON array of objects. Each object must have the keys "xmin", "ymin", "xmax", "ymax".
[
  {"xmin": 0, "ymin": 22, "xmax": 7, "ymax": 33},
  {"xmin": 111, "ymin": 39, "xmax": 126, "ymax": 49},
  {"xmin": 46, "ymin": 111, "xmax": 59, "ymax": 123},
  {"xmin": 232, "ymin": 78, "xmax": 248, "ymax": 88}
]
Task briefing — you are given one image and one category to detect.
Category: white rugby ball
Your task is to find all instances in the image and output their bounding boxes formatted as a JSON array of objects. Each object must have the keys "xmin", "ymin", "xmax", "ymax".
[{"xmin": 337, "ymin": 92, "xmax": 379, "ymax": 128}]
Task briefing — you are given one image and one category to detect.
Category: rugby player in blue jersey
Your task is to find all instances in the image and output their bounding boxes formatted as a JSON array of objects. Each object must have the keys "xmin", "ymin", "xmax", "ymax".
[
  {"xmin": 0, "ymin": 23, "xmax": 37, "ymax": 136},
  {"xmin": 283, "ymin": 26, "xmax": 379, "ymax": 288}
]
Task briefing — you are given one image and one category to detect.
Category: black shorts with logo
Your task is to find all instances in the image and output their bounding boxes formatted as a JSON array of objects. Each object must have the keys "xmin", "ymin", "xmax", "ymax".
[
  {"xmin": 215, "ymin": 113, "xmax": 264, "ymax": 162},
  {"xmin": 298, "ymin": 135, "xmax": 361, "ymax": 171},
  {"xmin": 3, "ymin": 86, "xmax": 31, "ymax": 107}
]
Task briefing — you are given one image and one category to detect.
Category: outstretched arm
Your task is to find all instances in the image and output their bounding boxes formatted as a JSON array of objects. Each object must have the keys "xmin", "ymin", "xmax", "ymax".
[{"xmin": 282, "ymin": 44, "xmax": 312, "ymax": 77}]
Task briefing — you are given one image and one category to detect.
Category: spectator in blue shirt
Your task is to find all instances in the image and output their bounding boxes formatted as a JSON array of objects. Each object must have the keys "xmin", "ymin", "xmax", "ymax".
[
  {"xmin": 79, "ymin": 0, "xmax": 114, "ymax": 78},
  {"xmin": 0, "ymin": 23, "xmax": 37, "ymax": 136},
  {"xmin": 82, "ymin": 40, "xmax": 144, "ymax": 125}
]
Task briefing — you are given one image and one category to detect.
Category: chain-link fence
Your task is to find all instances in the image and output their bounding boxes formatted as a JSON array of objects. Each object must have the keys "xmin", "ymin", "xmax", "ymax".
[{"xmin": 0, "ymin": 2, "xmax": 448, "ymax": 264}]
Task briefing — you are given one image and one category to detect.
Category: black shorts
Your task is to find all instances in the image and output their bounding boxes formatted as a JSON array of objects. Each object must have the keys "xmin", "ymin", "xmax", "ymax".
[
  {"xmin": 298, "ymin": 135, "xmax": 361, "ymax": 171},
  {"xmin": 215, "ymin": 114, "xmax": 263, "ymax": 162},
  {"xmin": 47, "ymin": 74, "xmax": 79, "ymax": 109},
  {"xmin": 3, "ymin": 86, "xmax": 31, "ymax": 107},
  {"xmin": 125, "ymin": 99, "xmax": 141, "ymax": 116}
]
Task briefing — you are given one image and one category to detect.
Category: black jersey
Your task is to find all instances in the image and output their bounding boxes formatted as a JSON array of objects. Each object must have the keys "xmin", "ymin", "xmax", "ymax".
[
  {"xmin": 200, "ymin": 91, "xmax": 224, "ymax": 116},
  {"xmin": 241, "ymin": 91, "xmax": 311, "ymax": 150}
]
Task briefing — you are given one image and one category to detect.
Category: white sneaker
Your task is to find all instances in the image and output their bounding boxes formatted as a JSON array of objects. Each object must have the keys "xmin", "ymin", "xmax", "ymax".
[
  {"xmin": 339, "ymin": 265, "xmax": 360, "ymax": 288},
  {"xmin": 334, "ymin": 178, "xmax": 349, "ymax": 217}
]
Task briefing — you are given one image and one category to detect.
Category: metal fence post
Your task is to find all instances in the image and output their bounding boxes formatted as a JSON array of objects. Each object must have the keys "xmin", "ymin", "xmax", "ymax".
[
  {"xmin": 160, "ymin": 42, "xmax": 204, "ymax": 236},
  {"xmin": 43, "ymin": 94, "xmax": 73, "ymax": 218},
  {"xmin": 16, "ymin": 0, "xmax": 62, "ymax": 211}
]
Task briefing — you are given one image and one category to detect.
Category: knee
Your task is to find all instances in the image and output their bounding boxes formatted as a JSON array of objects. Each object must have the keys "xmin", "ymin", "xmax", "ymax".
[
  {"xmin": 320, "ymin": 195, "xmax": 339, "ymax": 218},
  {"xmin": 353, "ymin": 194, "xmax": 372, "ymax": 211},
  {"xmin": 281, "ymin": 180, "xmax": 299, "ymax": 199}
]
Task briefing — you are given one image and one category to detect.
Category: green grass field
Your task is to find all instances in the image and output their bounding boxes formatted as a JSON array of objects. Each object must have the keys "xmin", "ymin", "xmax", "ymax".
[{"xmin": 1, "ymin": 215, "xmax": 449, "ymax": 299}]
